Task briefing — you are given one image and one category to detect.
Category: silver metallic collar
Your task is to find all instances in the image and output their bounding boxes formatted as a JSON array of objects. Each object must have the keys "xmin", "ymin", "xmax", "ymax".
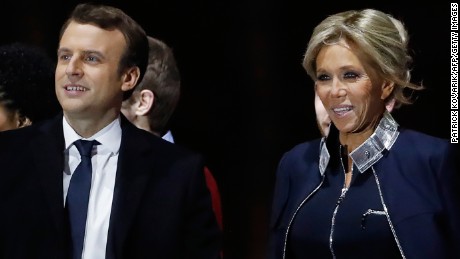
[{"xmin": 319, "ymin": 111, "xmax": 400, "ymax": 175}]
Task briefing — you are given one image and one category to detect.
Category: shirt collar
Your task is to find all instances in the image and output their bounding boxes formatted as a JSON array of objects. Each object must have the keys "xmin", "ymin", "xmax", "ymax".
[
  {"xmin": 319, "ymin": 111, "xmax": 400, "ymax": 175},
  {"xmin": 161, "ymin": 130, "xmax": 175, "ymax": 143},
  {"xmin": 63, "ymin": 116, "xmax": 122, "ymax": 155}
]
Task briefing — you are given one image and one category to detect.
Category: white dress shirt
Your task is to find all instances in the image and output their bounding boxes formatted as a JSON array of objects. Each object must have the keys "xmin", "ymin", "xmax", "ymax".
[
  {"xmin": 161, "ymin": 130, "xmax": 175, "ymax": 143},
  {"xmin": 63, "ymin": 116, "xmax": 121, "ymax": 259}
]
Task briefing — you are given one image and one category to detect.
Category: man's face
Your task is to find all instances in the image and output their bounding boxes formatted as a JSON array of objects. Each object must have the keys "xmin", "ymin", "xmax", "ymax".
[
  {"xmin": 0, "ymin": 104, "xmax": 17, "ymax": 131},
  {"xmin": 55, "ymin": 21, "xmax": 133, "ymax": 121},
  {"xmin": 314, "ymin": 93, "xmax": 331, "ymax": 137}
]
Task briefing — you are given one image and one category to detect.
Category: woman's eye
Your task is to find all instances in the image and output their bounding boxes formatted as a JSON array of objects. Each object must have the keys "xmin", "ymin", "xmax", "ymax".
[
  {"xmin": 343, "ymin": 72, "xmax": 359, "ymax": 79},
  {"xmin": 317, "ymin": 74, "xmax": 330, "ymax": 81}
]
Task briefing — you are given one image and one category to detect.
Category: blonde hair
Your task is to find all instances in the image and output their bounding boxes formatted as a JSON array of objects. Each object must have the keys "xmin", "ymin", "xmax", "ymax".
[{"xmin": 303, "ymin": 9, "xmax": 423, "ymax": 108}]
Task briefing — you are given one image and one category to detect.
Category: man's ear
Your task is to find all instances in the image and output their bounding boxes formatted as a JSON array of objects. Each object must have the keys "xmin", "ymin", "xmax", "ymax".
[
  {"xmin": 16, "ymin": 113, "xmax": 31, "ymax": 128},
  {"xmin": 121, "ymin": 66, "xmax": 141, "ymax": 92},
  {"xmin": 381, "ymin": 80, "xmax": 394, "ymax": 100},
  {"xmin": 135, "ymin": 89, "xmax": 154, "ymax": 116}
]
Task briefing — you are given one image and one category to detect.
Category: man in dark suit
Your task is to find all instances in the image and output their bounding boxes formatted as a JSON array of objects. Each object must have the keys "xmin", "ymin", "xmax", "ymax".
[{"xmin": 0, "ymin": 3, "xmax": 221, "ymax": 259}]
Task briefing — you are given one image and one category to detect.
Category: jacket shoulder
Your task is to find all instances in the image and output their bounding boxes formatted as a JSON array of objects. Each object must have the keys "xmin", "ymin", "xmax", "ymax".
[
  {"xmin": 398, "ymin": 128, "xmax": 450, "ymax": 144},
  {"xmin": 395, "ymin": 129, "xmax": 453, "ymax": 157},
  {"xmin": 279, "ymin": 138, "xmax": 322, "ymax": 167}
]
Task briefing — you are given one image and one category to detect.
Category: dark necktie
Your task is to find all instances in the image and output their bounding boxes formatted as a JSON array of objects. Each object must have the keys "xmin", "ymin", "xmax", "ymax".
[{"xmin": 66, "ymin": 139, "xmax": 99, "ymax": 259}]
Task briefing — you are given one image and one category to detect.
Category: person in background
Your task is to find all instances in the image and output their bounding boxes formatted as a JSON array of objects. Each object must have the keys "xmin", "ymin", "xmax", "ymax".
[
  {"xmin": 0, "ymin": 42, "xmax": 60, "ymax": 131},
  {"xmin": 121, "ymin": 35, "xmax": 223, "ymax": 230},
  {"xmin": 0, "ymin": 3, "xmax": 221, "ymax": 259},
  {"xmin": 269, "ymin": 9, "xmax": 459, "ymax": 259},
  {"xmin": 314, "ymin": 93, "xmax": 331, "ymax": 137}
]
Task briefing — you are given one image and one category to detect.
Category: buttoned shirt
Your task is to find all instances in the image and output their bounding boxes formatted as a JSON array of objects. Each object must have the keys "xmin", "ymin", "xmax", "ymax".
[{"xmin": 63, "ymin": 116, "xmax": 121, "ymax": 259}]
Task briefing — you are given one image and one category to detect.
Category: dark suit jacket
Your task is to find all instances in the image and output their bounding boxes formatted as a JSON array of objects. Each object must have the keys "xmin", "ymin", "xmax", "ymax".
[
  {"xmin": 0, "ymin": 114, "xmax": 221, "ymax": 259},
  {"xmin": 268, "ymin": 128, "xmax": 460, "ymax": 259}
]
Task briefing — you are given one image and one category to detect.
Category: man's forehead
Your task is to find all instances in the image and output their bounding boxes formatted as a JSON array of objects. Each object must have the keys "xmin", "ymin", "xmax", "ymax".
[{"xmin": 59, "ymin": 22, "xmax": 127, "ymax": 55}]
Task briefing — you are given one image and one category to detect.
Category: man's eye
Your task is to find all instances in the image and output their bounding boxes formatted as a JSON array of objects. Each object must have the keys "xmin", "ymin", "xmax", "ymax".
[
  {"xmin": 59, "ymin": 54, "xmax": 71, "ymax": 61},
  {"xmin": 86, "ymin": 56, "xmax": 99, "ymax": 62}
]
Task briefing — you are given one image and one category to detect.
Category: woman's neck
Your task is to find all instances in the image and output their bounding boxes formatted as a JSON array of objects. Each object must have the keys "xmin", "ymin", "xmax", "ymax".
[{"xmin": 339, "ymin": 127, "xmax": 374, "ymax": 154}]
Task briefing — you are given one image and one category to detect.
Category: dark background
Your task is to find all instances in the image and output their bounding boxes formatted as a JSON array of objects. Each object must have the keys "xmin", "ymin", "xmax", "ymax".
[{"xmin": 1, "ymin": 1, "xmax": 452, "ymax": 258}]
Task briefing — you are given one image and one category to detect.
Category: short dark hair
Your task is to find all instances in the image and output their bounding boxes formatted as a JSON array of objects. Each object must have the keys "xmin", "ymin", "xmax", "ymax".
[
  {"xmin": 0, "ymin": 42, "xmax": 60, "ymax": 122},
  {"xmin": 59, "ymin": 3, "xmax": 149, "ymax": 100},
  {"xmin": 134, "ymin": 36, "xmax": 181, "ymax": 136}
]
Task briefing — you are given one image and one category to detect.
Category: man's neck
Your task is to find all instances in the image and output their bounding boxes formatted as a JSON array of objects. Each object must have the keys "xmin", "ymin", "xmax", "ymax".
[{"xmin": 64, "ymin": 111, "xmax": 119, "ymax": 138}]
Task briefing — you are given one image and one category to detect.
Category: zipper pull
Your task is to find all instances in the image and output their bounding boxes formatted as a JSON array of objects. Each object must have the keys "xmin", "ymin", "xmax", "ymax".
[{"xmin": 336, "ymin": 188, "xmax": 348, "ymax": 205}]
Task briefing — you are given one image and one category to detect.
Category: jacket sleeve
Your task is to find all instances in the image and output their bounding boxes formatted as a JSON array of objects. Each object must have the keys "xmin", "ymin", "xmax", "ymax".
[
  {"xmin": 183, "ymin": 155, "xmax": 222, "ymax": 259},
  {"xmin": 267, "ymin": 152, "xmax": 290, "ymax": 259},
  {"xmin": 437, "ymin": 142, "xmax": 460, "ymax": 257}
]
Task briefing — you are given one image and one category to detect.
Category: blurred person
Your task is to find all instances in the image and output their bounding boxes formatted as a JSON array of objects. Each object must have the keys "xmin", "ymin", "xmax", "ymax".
[
  {"xmin": 0, "ymin": 42, "xmax": 60, "ymax": 131},
  {"xmin": 0, "ymin": 3, "xmax": 221, "ymax": 259},
  {"xmin": 269, "ymin": 9, "xmax": 459, "ymax": 259},
  {"xmin": 121, "ymin": 35, "xmax": 223, "ymax": 229},
  {"xmin": 314, "ymin": 92, "xmax": 331, "ymax": 137}
]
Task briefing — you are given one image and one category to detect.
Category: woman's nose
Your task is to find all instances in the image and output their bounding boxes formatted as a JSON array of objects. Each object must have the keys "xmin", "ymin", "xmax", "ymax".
[{"xmin": 330, "ymin": 78, "xmax": 346, "ymax": 97}]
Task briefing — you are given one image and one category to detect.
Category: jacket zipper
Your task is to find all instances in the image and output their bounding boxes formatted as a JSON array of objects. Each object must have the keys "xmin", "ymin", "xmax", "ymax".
[
  {"xmin": 329, "ymin": 187, "xmax": 348, "ymax": 258},
  {"xmin": 329, "ymin": 148, "xmax": 350, "ymax": 258},
  {"xmin": 281, "ymin": 155, "xmax": 406, "ymax": 259}
]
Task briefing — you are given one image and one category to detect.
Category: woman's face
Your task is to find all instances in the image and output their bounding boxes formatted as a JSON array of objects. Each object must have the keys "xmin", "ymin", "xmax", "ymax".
[{"xmin": 314, "ymin": 39, "xmax": 393, "ymax": 134}]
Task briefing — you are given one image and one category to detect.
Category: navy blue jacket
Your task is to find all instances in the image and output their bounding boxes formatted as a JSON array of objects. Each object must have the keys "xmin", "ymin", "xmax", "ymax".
[{"xmin": 268, "ymin": 128, "xmax": 460, "ymax": 259}]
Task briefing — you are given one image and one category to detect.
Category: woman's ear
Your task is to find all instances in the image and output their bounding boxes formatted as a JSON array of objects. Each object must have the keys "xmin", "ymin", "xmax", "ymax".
[
  {"xmin": 381, "ymin": 81, "xmax": 394, "ymax": 100},
  {"xmin": 121, "ymin": 66, "xmax": 141, "ymax": 92},
  {"xmin": 135, "ymin": 89, "xmax": 155, "ymax": 116}
]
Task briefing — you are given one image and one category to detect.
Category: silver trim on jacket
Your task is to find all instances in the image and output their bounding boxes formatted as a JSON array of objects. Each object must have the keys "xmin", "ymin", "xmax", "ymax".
[{"xmin": 282, "ymin": 111, "xmax": 404, "ymax": 258}]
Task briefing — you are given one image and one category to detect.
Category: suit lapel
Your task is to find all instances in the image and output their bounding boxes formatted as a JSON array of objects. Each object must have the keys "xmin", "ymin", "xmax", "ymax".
[
  {"xmin": 106, "ymin": 117, "xmax": 158, "ymax": 258},
  {"xmin": 32, "ymin": 116, "xmax": 66, "ymax": 232}
]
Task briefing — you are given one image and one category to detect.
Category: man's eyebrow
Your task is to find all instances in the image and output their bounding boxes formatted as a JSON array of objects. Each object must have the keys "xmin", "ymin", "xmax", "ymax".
[
  {"xmin": 57, "ymin": 47, "xmax": 71, "ymax": 54},
  {"xmin": 81, "ymin": 50, "xmax": 105, "ymax": 59},
  {"xmin": 56, "ymin": 48, "xmax": 105, "ymax": 57}
]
